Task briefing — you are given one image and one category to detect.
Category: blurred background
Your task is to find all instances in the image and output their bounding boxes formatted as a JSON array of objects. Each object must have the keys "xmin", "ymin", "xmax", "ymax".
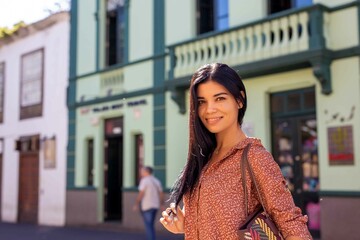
[{"xmin": 1, "ymin": 0, "xmax": 360, "ymax": 239}]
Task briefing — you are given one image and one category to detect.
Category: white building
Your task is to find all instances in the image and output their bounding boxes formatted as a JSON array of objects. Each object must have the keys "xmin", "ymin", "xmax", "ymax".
[{"xmin": 0, "ymin": 12, "xmax": 69, "ymax": 226}]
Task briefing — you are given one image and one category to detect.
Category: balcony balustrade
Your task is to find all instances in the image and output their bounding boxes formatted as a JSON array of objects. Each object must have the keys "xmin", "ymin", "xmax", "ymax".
[{"xmin": 168, "ymin": 5, "xmax": 331, "ymax": 81}]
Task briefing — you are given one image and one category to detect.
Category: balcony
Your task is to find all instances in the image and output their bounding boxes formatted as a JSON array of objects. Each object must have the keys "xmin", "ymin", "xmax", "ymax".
[{"xmin": 167, "ymin": 2, "xmax": 360, "ymax": 113}]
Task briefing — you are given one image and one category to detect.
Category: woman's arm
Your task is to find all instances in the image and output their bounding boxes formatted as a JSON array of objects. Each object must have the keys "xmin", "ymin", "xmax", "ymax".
[{"xmin": 248, "ymin": 144, "xmax": 312, "ymax": 240}]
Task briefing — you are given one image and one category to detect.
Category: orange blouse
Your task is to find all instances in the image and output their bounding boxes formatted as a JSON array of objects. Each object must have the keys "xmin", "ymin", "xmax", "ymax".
[{"xmin": 183, "ymin": 137, "xmax": 312, "ymax": 239}]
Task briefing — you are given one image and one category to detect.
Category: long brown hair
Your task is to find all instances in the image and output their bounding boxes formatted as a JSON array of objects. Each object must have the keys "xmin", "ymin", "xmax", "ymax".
[{"xmin": 171, "ymin": 63, "xmax": 247, "ymax": 206}]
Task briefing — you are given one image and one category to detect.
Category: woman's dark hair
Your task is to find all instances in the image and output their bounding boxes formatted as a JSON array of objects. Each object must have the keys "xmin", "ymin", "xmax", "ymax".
[{"xmin": 170, "ymin": 63, "xmax": 247, "ymax": 206}]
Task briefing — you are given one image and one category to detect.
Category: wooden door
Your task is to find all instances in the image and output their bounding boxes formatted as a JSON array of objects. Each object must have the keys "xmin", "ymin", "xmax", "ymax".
[{"xmin": 18, "ymin": 152, "xmax": 39, "ymax": 223}]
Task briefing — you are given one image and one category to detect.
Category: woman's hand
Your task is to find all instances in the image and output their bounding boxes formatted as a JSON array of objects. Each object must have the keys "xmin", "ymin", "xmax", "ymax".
[{"xmin": 159, "ymin": 203, "xmax": 185, "ymax": 234}]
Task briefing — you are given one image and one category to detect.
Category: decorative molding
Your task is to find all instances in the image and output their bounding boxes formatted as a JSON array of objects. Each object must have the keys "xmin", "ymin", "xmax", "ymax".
[
  {"xmin": 311, "ymin": 55, "xmax": 332, "ymax": 95},
  {"xmin": 170, "ymin": 87, "xmax": 186, "ymax": 114}
]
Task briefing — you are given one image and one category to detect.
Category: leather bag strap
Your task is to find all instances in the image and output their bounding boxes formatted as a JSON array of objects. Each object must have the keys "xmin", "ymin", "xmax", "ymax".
[{"xmin": 241, "ymin": 144, "xmax": 269, "ymax": 217}]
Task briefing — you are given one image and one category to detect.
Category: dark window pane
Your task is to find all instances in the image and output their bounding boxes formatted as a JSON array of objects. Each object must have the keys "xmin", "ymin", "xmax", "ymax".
[
  {"xmin": 87, "ymin": 139, "xmax": 94, "ymax": 186},
  {"xmin": 106, "ymin": 0, "xmax": 125, "ymax": 66},
  {"xmin": 198, "ymin": 0, "xmax": 214, "ymax": 34},
  {"xmin": 304, "ymin": 90, "xmax": 315, "ymax": 109},
  {"xmin": 271, "ymin": 95, "xmax": 285, "ymax": 113},
  {"xmin": 269, "ymin": 0, "xmax": 291, "ymax": 14},
  {"xmin": 287, "ymin": 93, "xmax": 301, "ymax": 111}
]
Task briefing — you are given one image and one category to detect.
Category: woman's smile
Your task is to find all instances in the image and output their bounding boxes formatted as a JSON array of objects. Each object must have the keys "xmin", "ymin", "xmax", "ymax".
[{"xmin": 206, "ymin": 116, "xmax": 223, "ymax": 124}]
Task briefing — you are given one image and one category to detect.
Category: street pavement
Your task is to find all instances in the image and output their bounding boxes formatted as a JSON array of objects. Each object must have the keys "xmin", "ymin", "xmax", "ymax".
[{"xmin": 0, "ymin": 221, "xmax": 184, "ymax": 240}]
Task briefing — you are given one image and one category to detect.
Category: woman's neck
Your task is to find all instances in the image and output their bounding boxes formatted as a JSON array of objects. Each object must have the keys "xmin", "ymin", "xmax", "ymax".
[{"xmin": 215, "ymin": 127, "xmax": 246, "ymax": 152}]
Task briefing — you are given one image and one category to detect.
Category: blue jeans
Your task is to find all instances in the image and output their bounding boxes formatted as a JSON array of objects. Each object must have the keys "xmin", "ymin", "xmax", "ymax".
[{"xmin": 141, "ymin": 208, "xmax": 158, "ymax": 240}]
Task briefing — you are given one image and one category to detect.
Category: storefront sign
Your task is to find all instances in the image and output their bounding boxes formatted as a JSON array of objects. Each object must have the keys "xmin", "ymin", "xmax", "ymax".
[
  {"xmin": 91, "ymin": 99, "xmax": 147, "ymax": 113},
  {"xmin": 327, "ymin": 125, "xmax": 354, "ymax": 165}
]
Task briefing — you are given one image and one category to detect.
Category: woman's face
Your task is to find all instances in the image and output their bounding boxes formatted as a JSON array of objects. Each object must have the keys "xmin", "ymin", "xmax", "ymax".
[{"xmin": 196, "ymin": 79, "xmax": 241, "ymax": 134}]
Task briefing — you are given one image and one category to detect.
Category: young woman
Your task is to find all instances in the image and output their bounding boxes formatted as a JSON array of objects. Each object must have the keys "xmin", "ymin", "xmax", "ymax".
[{"xmin": 160, "ymin": 63, "xmax": 312, "ymax": 239}]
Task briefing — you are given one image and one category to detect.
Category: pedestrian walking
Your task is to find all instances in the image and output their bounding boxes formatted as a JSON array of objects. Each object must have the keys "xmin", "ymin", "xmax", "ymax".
[
  {"xmin": 133, "ymin": 166, "xmax": 164, "ymax": 240},
  {"xmin": 160, "ymin": 63, "xmax": 312, "ymax": 239}
]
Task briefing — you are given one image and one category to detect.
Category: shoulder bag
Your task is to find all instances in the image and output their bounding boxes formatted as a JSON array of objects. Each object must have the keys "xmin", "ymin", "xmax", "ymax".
[{"xmin": 238, "ymin": 144, "xmax": 284, "ymax": 240}]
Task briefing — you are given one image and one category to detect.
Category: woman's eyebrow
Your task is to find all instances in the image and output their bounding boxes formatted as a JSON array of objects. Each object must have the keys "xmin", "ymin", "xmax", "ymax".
[
  {"xmin": 213, "ymin": 92, "xmax": 228, "ymax": 97},
  {"xmin": 197, "ymin": 92, "xmax": 228, "ymax": 99}
]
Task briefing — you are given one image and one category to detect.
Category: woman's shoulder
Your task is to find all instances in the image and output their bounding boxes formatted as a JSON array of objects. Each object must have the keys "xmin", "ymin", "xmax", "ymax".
[
  {"xmin": 246, "ymin": 138, "xmax": 275, "ymax": 164},
  {"xmin": 245, "ymin": 137, "xmax": 268, "ymax": 152}
]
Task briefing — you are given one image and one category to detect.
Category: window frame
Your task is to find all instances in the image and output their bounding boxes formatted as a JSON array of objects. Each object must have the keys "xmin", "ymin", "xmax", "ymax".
[
  {"xmin": 105, "ymin": 0, "xmax": 126, "ymax": 66},
  {"xmin": 196, "ymin": 0, "xmax": 229, "ymax": 35},
  {"xmin": 19, "ymin": 48, "xmax": 44, "ymax": 120}
]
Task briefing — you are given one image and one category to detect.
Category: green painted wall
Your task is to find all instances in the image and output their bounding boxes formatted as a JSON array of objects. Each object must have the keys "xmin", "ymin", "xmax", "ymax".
[
  {"xmin": 317, "ymin": 57, "xmax": 360, "ymax": 191},
  {"xmin": 129, "ymin": 0, "xmax": 154, "ymax": 60},
  {"xmin": 76, "ymin": 62, "xmax": 153, "ymax": 102},
  {"xmin": 165, "ymin": 91, "xmax": 188, "ymax": 188},
  {"xmin": 165, "ymin": 0, "xmax": 195, "ymax": 45},
  {"xmin": 77, "ymin": 0, "xmax": 97, "ymax": 75}
]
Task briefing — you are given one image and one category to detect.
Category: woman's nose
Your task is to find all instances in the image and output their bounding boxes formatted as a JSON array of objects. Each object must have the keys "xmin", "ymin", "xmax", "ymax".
[{"xmin": 206, "ymin": 102, "xmax": 217, "ymax": 113}]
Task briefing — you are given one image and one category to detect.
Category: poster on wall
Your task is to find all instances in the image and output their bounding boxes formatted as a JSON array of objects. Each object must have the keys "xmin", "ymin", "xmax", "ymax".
[
  {"xmin": 327, "ymin": 125, "xmax": 354, "ymax": 165},
  {"xmin": 44, "ymin": 138, "xmax": 56, "ymax": 169}
]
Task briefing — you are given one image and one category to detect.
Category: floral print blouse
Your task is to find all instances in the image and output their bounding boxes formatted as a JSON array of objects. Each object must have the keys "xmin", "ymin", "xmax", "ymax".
[{"xmin": 183, "ymin": 137, "xmax": 312, "ymax": 239}]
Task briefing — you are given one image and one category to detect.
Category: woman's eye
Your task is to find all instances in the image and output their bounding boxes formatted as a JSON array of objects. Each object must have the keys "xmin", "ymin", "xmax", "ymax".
[
  {"xmin": 216, "ymin": 97, "xmax": 225, "ymax": 101},
  {"xmin": 198, "ymin": 100, "xmax": 205, "ymax": 105}
]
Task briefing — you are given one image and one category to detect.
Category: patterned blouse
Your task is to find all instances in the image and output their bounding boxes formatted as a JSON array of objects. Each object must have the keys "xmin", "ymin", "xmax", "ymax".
[{"xmin": 183, "ymin": 137, "xmax": 312, "ymax": 239}]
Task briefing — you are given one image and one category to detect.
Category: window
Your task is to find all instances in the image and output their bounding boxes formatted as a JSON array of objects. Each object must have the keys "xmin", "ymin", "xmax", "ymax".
[
  {"xmin": 270, "ymin": 87, "xmax": 315, "ymax": 116},
  {"xmin": 0, "ymin": 62, "xmax": 4, "ymax": 123},
  {"xmin": 269, "ymin": 0, "xmax": 312, "ymax": 14},
  {"xmin": 197, "ymin": 0, "xmax": 229, "ymax": 35},
  {"xmin": 135, "ymin": 134, "xmax": 144, "ymax": 185},
  {"xmin": 87, "ymin": 139, "xmax": 94, "ymax": 186},
  {"xmin": 106, "ymin": 0, "xmax": 126, "ymax": 66},
  {"xmin": 20, "ymin": 49, "xmax": 44, "ymax": 120}
]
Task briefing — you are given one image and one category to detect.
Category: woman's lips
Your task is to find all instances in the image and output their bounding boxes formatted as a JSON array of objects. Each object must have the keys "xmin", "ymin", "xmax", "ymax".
[{"xmin": 206, "ymin": 117, "xmax": 222, "ymax": 124}]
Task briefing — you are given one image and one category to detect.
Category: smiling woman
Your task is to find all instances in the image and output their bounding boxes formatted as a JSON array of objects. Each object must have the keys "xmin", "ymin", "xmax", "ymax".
[{"xmin": 160, "ymin": 63, "xmax": 312, "ymax": 240}]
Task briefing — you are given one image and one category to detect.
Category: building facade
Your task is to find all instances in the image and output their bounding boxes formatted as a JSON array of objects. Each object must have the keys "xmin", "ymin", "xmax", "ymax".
[
  {"xmin": 68, "ymin": 0, "xmax": 360, "ymax": 239},
  {"xmin": 0, "ymin": 12, "xmax": 69, "ymax": 226}
]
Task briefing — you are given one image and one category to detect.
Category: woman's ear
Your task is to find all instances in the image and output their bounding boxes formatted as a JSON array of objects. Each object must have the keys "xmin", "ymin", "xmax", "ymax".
[
  {"xmin": 237, "ymin": 91, "xmax": 245, "ymax": 109},
  {"xmin": 240, "ymin": 91, "xmax": 245, "ymax": 99}
]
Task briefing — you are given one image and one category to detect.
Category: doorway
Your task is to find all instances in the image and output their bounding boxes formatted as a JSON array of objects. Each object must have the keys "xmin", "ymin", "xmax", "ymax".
[
  {"xmin": 17, "ymin": 135, "xmax": 40, "ymax": 224},
  {"xmin": 104, "ymin": 117, "xmax": 123, "ymax": 221},
  {"xmin": 271, "ymin": 87, "xmax": 320, "ymax": 238}
]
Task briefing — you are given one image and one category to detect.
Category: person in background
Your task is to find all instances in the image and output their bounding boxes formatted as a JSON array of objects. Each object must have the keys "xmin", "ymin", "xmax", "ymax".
[
  {"xmin": 133, "ymin": 166, "xmax": 164, "ymax": 240},
  {"xmin": 159, "ymin": 63, "xmax": 312, "ymax": 239}
]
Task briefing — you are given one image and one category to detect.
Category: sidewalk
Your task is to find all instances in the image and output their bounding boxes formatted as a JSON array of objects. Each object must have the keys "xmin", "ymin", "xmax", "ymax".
[{"xmin": 0, "ymin": 221, "xmax": 184, "ymax": 240}]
